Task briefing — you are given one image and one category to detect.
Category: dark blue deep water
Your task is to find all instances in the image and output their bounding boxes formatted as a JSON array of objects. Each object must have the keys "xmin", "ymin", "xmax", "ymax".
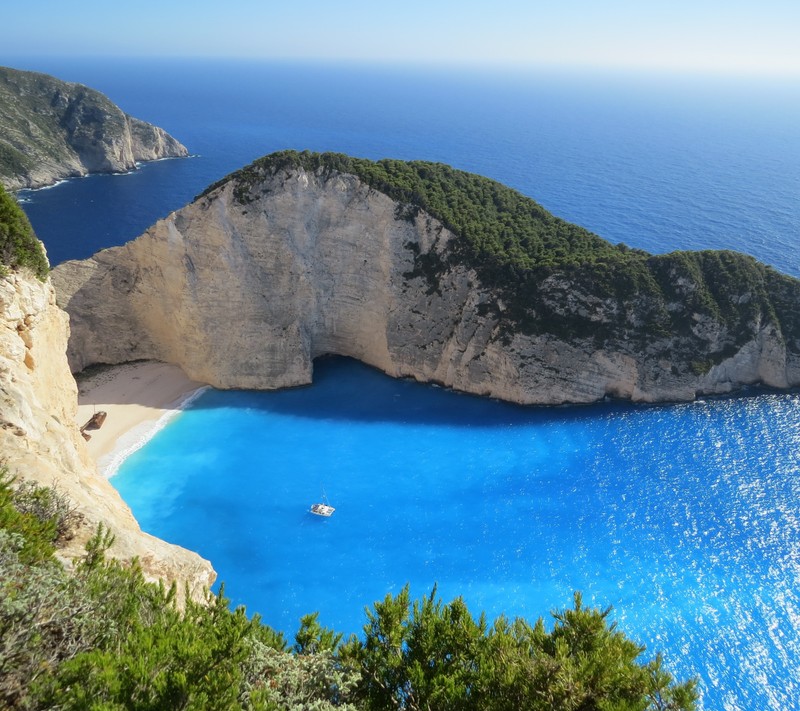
[
  {"xmin": 10, "ymin": 58, "xmax": 800, "ymax": 276},
  {"xmin": 7, "ymin": 57, "xmax": 800, "ymax": 709}
]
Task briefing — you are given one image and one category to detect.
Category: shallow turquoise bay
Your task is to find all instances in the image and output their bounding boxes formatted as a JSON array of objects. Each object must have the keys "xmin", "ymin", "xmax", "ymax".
[{"xmin": 114, "ymin": 357, "xmax": 800, "ymax": 710}]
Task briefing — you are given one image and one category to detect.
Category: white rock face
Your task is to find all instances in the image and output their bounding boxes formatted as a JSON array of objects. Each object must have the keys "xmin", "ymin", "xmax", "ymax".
[
  {"xmin": 0, "ymin": 271, "xmax": 214, "ymax": 597},
  {"xmin": 53, "ymin": 167, "xmax": 800, "ymax": 405},
  {"xmin": 3, "ymin": 116, "xmax": 188, "ymax": 192}
]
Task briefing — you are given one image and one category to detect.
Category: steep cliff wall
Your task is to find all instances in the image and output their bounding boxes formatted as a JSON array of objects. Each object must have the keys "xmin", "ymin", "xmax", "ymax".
[
  {"xmin": 52, "ymin": 155, "xmax": 800, "ymax": 405},
  {"xmin": 0, "ymin": 66, "xmax": 188, "ymax": 191},
  {"xmin": 0, "ymin": 270, "xmax": 214, "ymax": 595}
]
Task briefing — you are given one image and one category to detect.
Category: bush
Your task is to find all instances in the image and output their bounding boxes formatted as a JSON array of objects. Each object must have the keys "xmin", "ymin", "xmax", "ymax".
[
  {"xmin": 0, "ymin": 183, "xmax": 48, "ymax": 280},
  {"xmin": 1, "ymin": 476, "xmax": 695, "ymax": 710},
  {"xmin": 0, "ymin": 470, "xmax": 59, "ymax": 564},
  {"xmin": 339, "ymin": 586, "xmax": 697, "ymax": 711},
  {"xmin": 11, "ymin": 477, "xmax": 81, "ymax": 544}
]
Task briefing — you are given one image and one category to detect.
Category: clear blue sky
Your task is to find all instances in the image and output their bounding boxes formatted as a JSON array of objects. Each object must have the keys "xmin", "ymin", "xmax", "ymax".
[{"xmin": 4, "ymin": 0, "xmax": 799, "ymax": 76}]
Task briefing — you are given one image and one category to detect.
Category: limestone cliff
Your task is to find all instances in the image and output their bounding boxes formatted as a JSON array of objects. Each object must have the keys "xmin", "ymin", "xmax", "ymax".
[
  {"xmin": 53, "ymin": 152, "xmax": 800, "ymax": 405},
  {"xmin": 0, "ymin": 269, "xmax": 214, "ymax": 596},
  {"xmin": 0, "ymin": 66, "xmax": 188, "ymax": 191}
]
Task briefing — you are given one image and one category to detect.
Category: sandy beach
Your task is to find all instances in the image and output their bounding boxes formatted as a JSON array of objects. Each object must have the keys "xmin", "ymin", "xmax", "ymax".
[{"xmin": 76, "ymin": 361, "xmax": 207, "ymax": 477}]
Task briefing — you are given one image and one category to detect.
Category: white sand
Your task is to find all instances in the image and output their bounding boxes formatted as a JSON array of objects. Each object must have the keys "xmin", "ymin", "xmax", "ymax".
[{"xmin": 76, "ymin": 361, "xmax": 208, "ymax": 477}]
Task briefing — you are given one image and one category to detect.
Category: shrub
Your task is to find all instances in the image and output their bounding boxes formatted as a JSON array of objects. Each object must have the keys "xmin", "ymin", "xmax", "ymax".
[
  {"xmin": 11, "ymin": 478, "xmax": 81, "ymax": 544},
  {"xmin": 0, "ymin": 183, "xmax": 48, "ymax": 280}
]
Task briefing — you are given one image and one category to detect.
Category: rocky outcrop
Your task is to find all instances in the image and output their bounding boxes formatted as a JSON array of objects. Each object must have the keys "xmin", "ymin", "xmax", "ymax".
[
  {"xmin": 52, "ymin": 157, "xmax": 800, "ymax": 405},
  {"xmin": 0, "ymin": 269, "xmax": 214, "ymax": 597},
  {"xmin": 0, "ymin": 66, "xmax": 188, "ymax": 191}
]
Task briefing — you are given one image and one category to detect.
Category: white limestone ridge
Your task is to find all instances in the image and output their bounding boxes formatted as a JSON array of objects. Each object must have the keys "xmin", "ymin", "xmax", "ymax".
[
  {"xmin": 52, "ymin": 164, "xmax": 800, "ymax": 404},
  {"xmin": 0, "ymin": 270, "xmax": 214, "ymax": 597}
]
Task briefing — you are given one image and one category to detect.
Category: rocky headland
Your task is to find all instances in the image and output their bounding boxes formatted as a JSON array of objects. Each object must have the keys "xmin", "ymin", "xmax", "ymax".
[
  {"xmin": 0, "ymin": 184, "xmax": 213, "ymax": 596},
  {"xmin": 53, "ymin": 151, "xmax": 800, "ymax": 405},
  {"xmin": 0, "ymin": 66, "xmax": 188, "ymax": 191}
]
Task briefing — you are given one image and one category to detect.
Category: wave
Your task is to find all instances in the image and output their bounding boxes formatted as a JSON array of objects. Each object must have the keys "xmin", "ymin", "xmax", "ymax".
[
  {"xmin": 99, "ymin": 385, "xmax": 210, "ymax": 479},
  {"xmin": 17, "ymin": 178, "xmax": 70, "ymax": 196}
]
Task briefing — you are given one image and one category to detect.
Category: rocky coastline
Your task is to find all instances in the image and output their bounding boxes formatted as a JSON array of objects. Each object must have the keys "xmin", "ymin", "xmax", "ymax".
[
  {"xmin": 0, "ymin": 66, "xmax": 188, "ymax": 191},
  {"xmin": 0, "ymin": 269, "xmax": 214, "ymax": 598},
  {"xmin": 52, "ymin": 154, "xmax": 800, "ymax": 405}
]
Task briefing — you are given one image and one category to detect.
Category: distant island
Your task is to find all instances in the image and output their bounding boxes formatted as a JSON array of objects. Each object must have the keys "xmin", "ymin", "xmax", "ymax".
[
  {"xmin": 0, "ymin": 66, "xmax": 187, "ymax": 191},
  {"xmin": 55, "ymin": 150, "xmax": 800, "ymax": 404}
]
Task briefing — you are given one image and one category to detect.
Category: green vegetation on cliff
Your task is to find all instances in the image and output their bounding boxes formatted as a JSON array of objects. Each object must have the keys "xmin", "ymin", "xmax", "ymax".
[
  {"xmin": 211, "ymin": 151, "xmax": 800, "ymax": 363},
  {"xmin": 206, "ymin": 149, "xmax": 625, "ymax": 271},
  {"xmin": 0, "ymin": 66, "xmax": 187, "ymax": 190},
  {"xmin": 1, "ymin": 475, "xmax": 696, "ymax": 710},
  {"xmin": 0, "ymin": 183, "xmax": 48, "ymax": 279}
]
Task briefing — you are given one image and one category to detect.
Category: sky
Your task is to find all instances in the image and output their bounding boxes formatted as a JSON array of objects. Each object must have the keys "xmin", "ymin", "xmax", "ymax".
[{"xmin": 4, "ymin": 0, "xmax": 800, "ymax": 76}]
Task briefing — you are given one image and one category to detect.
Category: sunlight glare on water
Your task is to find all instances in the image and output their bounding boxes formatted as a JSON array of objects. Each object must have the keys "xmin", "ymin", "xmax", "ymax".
[{"xmin": 113, "ymin": 358, "xmax": 800, "ymax": 711}]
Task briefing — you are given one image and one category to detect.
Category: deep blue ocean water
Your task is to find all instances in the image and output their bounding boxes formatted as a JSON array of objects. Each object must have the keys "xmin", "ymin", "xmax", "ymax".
[
  {"xmin": 6, "ymin": 57, "xmax": 800, "ymax": 709},
  {"xmin": 9, "ymin": 58, "xmax": 800, "ymax": 276}
]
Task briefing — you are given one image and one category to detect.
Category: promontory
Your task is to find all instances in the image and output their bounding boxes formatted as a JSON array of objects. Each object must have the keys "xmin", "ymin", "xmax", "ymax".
[
  {"xmin": 53, "ymin": 151, "xmax": 800, "ymax": 405},
  {"xmin": 0, "ymin": 183, "xmax": 213, "ymax": 593},
  {"xmin": 0, "ymin": 66, "xmax": 187, "ymax": 191}
]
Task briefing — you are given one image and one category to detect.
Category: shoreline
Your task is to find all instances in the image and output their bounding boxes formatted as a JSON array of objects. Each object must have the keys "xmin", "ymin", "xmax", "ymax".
[
  {"xmin": 76, "ymin": 361, "xmax": 208, "ymax": 478},
  {"xmin": 12, "ymin": 155, "xmax": 196, "ymax": 195}
]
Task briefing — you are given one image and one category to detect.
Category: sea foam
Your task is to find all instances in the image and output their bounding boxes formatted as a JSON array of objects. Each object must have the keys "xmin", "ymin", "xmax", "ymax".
[{"xmin": 100, "ymin": 385, "xmax": 210, "ymax": 479}]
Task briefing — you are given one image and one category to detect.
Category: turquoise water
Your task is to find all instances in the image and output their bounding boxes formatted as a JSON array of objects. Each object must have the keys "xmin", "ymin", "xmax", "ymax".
[{"xmin": 114, "ymin": 358, "xmax": 800, "ymax": 710}]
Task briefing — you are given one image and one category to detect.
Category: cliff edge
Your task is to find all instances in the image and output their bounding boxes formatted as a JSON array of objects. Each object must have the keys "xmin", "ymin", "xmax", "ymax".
[
  {"xmin": 0, "ymin": 184, "xmax": 213, "ymax": 596},
  {"xmin": 0, "ymin": 66, "xmax": 188, "ymax": 191},
  {"xmin": 53, "ymin": 151, "xmax": 800, "ymax": 404}
]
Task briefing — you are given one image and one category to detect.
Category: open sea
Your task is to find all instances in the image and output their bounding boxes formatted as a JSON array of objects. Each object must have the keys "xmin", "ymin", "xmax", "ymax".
[{"xmin": 8, "ymin": 57, "xmax": 800, "ymax": 709}]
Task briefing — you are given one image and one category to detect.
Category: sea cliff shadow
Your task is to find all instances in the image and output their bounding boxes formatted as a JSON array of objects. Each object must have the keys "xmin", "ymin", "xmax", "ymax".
[
  {"xmin": 78, "ymin": 356, "xmax": 794, "ymax": 430},
  {"xmin": 174, "ymin": 355, "xmax": 705, "ymax": 429}
]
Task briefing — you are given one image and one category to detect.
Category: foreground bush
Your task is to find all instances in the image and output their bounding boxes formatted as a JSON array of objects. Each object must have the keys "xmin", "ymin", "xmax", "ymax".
[
  {"xmin": 339, "ymin": 586, "xmax": 696, "ymax": 711},
  {"xmin": 0, "ymin": 476, "xmax": 696, "ymax": 710}
]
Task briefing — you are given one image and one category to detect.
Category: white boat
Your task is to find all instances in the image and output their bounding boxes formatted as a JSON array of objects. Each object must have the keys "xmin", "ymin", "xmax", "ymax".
[{"xmin": 310, "ymin": 502, "xmax": 335, "ymax": 517}]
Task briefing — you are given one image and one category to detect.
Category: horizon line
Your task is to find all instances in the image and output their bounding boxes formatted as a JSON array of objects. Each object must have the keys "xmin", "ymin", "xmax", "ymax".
[{"xmin": 3, "ymin": 53, "xmax": 800, "ymax": 81}]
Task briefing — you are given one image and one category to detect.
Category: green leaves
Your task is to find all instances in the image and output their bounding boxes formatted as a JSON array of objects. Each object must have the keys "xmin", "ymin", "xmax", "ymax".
[
  {"xmin": 645, "ymin": 653, "xmax": 699, "ymax": 711},
  {"xmin": 341, "ymin": 587, "xmax": 697, "ymax": 711},
  {"xmin": 33, "ymin": 562, "xmax": 258, "ymax": 710},
  {"xmin": 0, "ymin": 471, "xmax": 60, "ymax": 565},
  {"xmin": 0, "ymin": 183, "xmax": 48, "ymax": 280},
  {"xmin": 295, "ymin": 612, "xmax": 343, "ymax": 655},
  {"xmin": 2, "ymin": 477, "xmax": 695, "ymax": 710}
]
